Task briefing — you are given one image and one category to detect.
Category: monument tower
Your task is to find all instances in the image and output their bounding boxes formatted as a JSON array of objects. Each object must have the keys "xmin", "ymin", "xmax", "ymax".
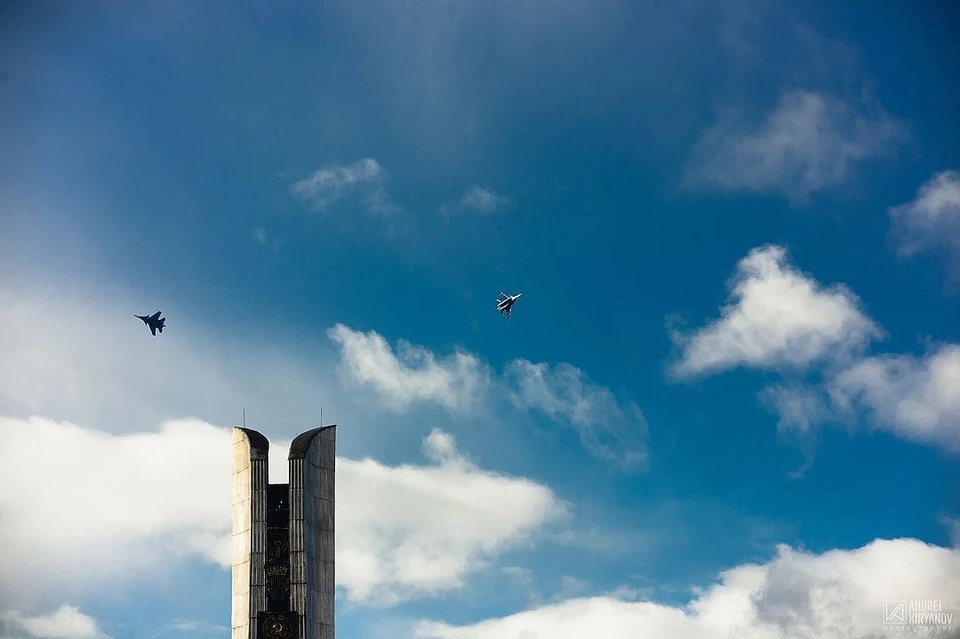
[{"xmin": 232, "ymin": 425, "xmax": 336, "ymax": 639}]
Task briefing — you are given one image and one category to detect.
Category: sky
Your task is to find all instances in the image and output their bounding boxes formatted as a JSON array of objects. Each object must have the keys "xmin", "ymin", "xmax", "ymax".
[{"xmin": 1, "ymin": 0, "xmax": 959, "ymax": 638}]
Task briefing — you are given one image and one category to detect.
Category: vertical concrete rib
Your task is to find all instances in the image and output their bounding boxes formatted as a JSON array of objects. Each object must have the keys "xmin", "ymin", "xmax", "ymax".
[
  {"xmin": 232, "ymin": 428, "xmax": 269, "ymax": 639},
  {"xmin": 289, "ymin": 425, "xmax": 336, "ymax": 639}
]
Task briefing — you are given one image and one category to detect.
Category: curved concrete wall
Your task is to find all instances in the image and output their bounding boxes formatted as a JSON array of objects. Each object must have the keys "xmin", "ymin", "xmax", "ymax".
[
  {"xmin": 232, "ymin": 428, "xmax": 269, "ymax": 639},
  {"xmin": 289, "ymin": 425, "xmax": 336, "ymax": 639}
]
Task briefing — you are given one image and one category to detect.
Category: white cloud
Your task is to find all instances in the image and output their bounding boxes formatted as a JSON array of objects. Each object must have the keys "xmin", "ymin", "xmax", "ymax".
[
  {"xmin": 744, "ymin": 343, "xmax": 960, "ymax": 460},
  {"xmin": 0, "ymin": 417, "xmax": 562, "ymax": 608},
  {"xmin": 671, "ymin": 247, "xmax": 960, "ymax": 458},
  {"xmin": 329, "ymin": 325, "xmax": 649, "ymax": 468},
  {"xmin": 685, "ymin": 90, "xmax": 906, "ymax": 205},
  {"xmin": 338, "ymin": 427, "xmax": 565, "ymax": 605},
  {"xmin": 290, "ymin": 158, "xmax": 396, "ymax": 214},
  {"xmin": 0, "ymin": 416, "xmax": 234, "ymax": 603},
  {"xmin": 0, "ymin": 605, "xmax": 109, "ymax": 639},
  {"xmin": 0, "ymin": 286, "xmax": 345, "ymax": 437},
  {"xmin": 889, "ymin": 170, "xmax": 960, "ymax": 276},
  {"xmin": 503, "ymin": 360, "xmax": 648, "ymax": 471},
  {"xmin": 670, "ymin": 245, "xmax": 882, "ymax": 379},
  {"xmin": 457, "ymin": 186, "xmax": 510, "ymax": 214},
  {"xmin": 416, "ymin": 538, "xmax": 960, "ymax": 639},
  {"xmin": 328, "ymin": 324, "xmax": 491, "ymax": 412},
  {"xmin": 828, "ymin": 345, "xmax": 960, "ymax": 452}
]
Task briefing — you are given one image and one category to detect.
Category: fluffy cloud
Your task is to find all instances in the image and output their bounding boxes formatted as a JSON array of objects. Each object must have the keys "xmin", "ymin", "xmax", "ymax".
[
  {"xmin": 755, "ymin": 345, "xmax": 960, "ymax": 457},
  {"xmin": 328, "ymin": 324, "xmax": 492, "ymax": 412},
  {"xmin": 670, "ymin": 245, "xmax": 881, "ymax": 379},
  {"xmin": 0, "ymin": 605, "xmax": 109, "ymax": 639},
  {"xmin": 339, "ymin": 428, "xmax": 565, "ymax": 605},
  {"xmin": 685, "ymin": 90, "xmax": 906, "ymax": 205},
  {"xmin": 290, "ymin": 158, "xmax": 396, "ymax": 214},
  {"xmin": 503, "ymin": 360, "xmax": 648, "ymax": 471},
  {"xmin": 416, "ymin": 538, "xmax": 960, "ymax": 639},
  {"xmin": 0, "ymin": 417, "xmax": 234, "ymax": 603},
  {"xmin": 889, "ymin": 170, "xmax": 960, "ymax": 277},
  {"xmin": 329, "ymin": 325, "xmax": 649, "ymax": 469},
  {"xmin": 670, "ymin": 247, "xmax": 960, "ymax": 457},
  {"xmin": 828, "ymin": 345, "xmax": 960, "ymax": 452},
  {"xmin": 0, "ymin": 417, "xmax": 562, "ymax": 607},
  {"xmin": 456, "ymin": 186, "xmax": 510, "ymax": 214}
]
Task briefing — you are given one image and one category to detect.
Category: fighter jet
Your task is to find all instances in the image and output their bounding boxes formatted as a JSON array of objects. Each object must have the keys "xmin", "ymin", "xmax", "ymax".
[
  {"xmin": 496, "ymin": 292, "xmax": 522, "ymax": 318},
  {"xmin": 135, "ymin": 311, "xmax": 166, "ymax": 336}
]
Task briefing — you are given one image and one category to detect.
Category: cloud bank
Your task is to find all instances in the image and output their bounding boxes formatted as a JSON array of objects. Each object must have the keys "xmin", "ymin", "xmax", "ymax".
[
  {"xmin": 339, "ymin": 428, "xmax": 566, "ymax": 605},
  {"xmin": 0, "ymin": 605, "xmax": 109, "ymax": 639},
  {"xmin": 417, "ymin": 539, "xmax": 960, "ymax": 639},
  {"xmin": 0, "ymin": 417, "xmax": 563, "ymax": 607}
]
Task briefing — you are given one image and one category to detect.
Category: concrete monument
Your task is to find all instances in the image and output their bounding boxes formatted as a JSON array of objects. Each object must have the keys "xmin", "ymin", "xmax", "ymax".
[{"xmin": 232, "ymin": 425, "xmax": 336, "ymax": 639}]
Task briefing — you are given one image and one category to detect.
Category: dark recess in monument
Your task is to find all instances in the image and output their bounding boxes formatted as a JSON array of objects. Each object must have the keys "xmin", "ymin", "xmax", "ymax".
[{"xmin": 266, "ymin": 483, "xmax": 291, "ymax": 611}]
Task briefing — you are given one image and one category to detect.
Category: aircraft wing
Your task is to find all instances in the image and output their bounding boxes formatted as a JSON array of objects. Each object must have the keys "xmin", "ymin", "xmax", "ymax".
[
  {"xmin": 150, "ymin": 324, "xmax": 157, "ymax": 336},
  {"xmin": 150, "ymin": 311, "xmax": 162, "ymax": 320}
]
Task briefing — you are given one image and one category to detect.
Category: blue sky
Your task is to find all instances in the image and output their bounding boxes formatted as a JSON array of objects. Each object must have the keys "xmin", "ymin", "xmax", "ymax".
[{"xmin": 1, "ymin": 1, "xmax": 959, "ymax": 638}]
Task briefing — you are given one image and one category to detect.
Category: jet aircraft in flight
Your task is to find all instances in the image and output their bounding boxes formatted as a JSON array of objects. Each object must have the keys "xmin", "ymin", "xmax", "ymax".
[
  {"xmin": 496, "ymin": 292, "xmax": 522, "ymax": 318},
  {"xmin": 135, "ymin": 311, "xmax": 166, "ymax": 336}
]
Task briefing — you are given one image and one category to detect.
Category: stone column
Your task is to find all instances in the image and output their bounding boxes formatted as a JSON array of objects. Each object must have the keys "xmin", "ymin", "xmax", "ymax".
[
  {"xmin": 232, "ymin": 428, "xmax": 269, "ymax": 639},
  {"xmin": 288, "ymin": 426, "xmax": 336, "ymax": 639}
]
